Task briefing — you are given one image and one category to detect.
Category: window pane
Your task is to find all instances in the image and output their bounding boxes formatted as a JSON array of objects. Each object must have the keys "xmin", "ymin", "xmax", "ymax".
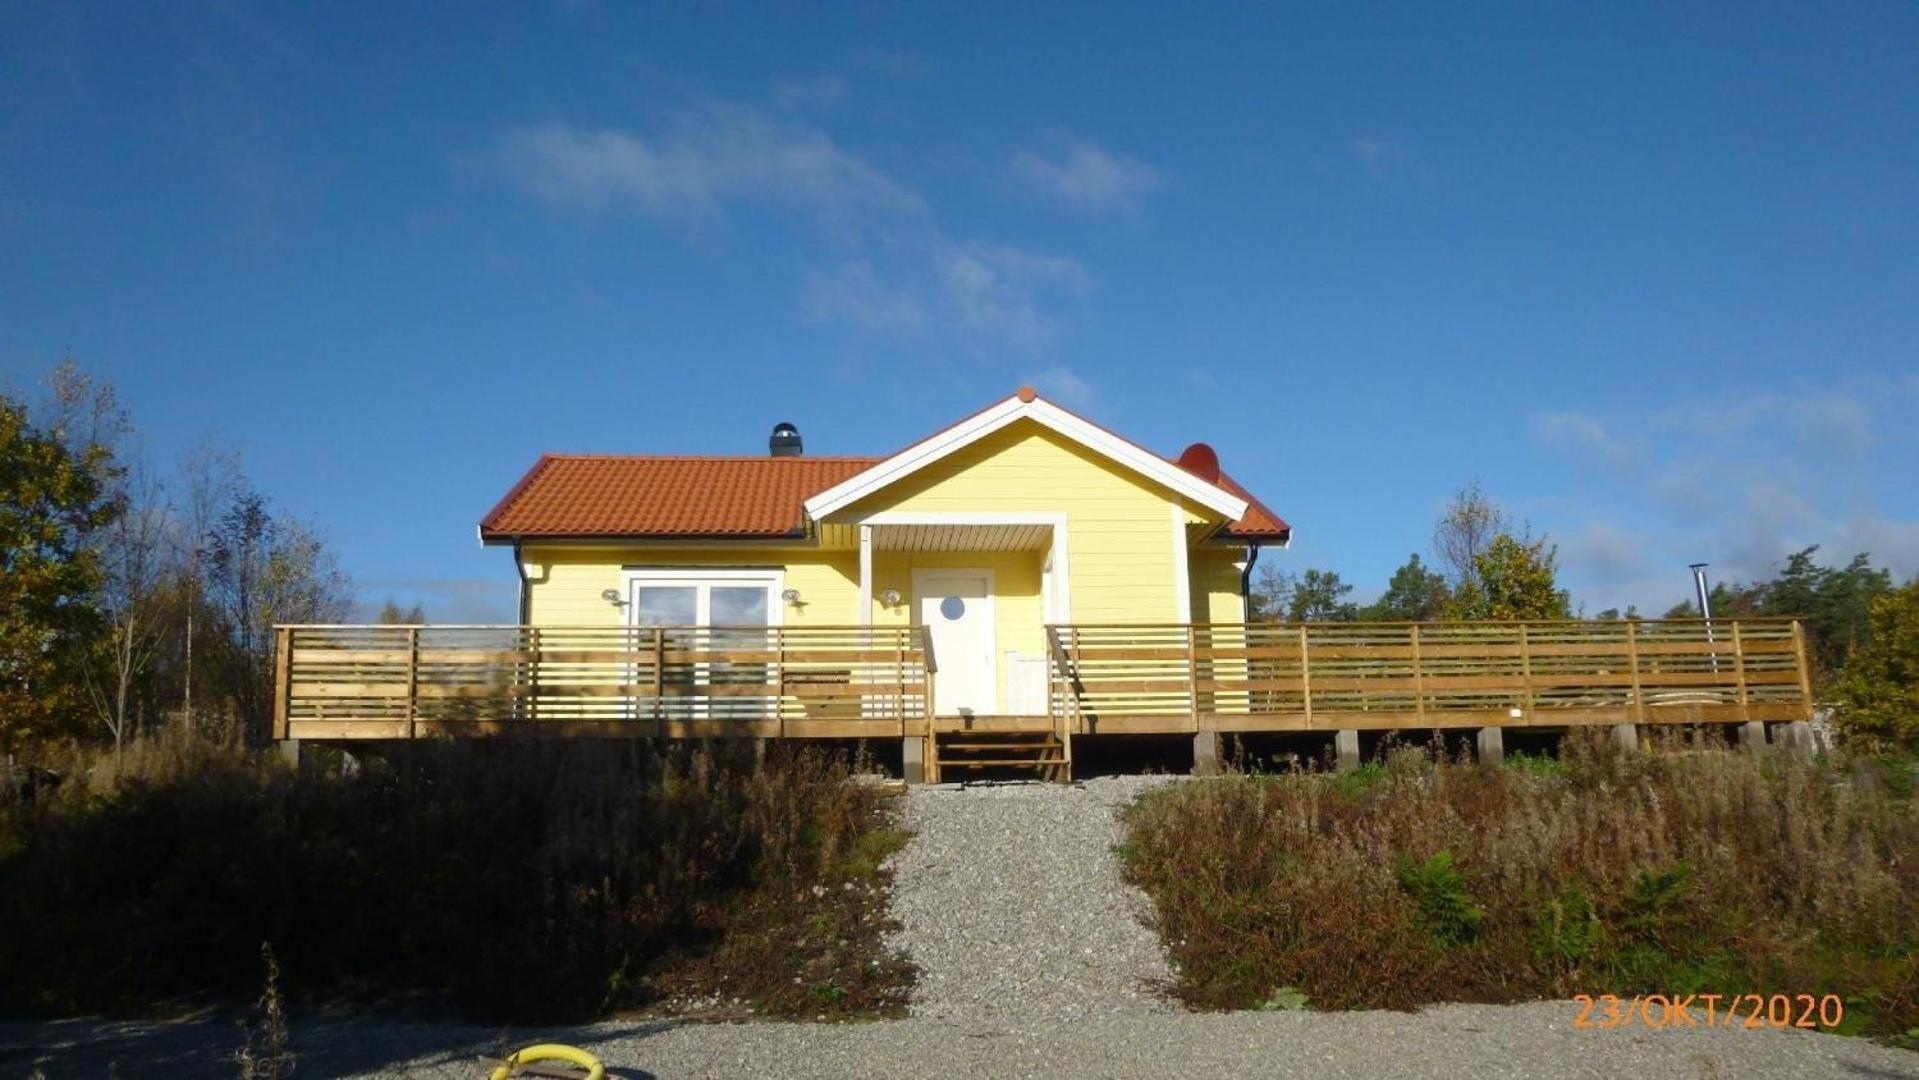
[
  {"xmin": 634, "ymin": 586, "xmax": 696, "ymax": 627},
  {"xmin": 708, "ymin": 586, "xmax": 771, "ymax": 720},
  {"xmin": 710, "ymin": 586, "xmax": 769, "ymax": 626}
]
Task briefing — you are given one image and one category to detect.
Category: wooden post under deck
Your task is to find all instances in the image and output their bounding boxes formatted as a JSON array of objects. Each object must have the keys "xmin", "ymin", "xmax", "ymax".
[
  {"xmin": 1410, "ymin": 624, "xmax": 1426, "ymax": 726},
  {"xmin": 1298, "ymin": 625, "xmax": 1313, "ymax": 731},
  {"xmin": 1185, "ymin": 624, "xmax": 1200, "ymax": 734},
  {"xmin": 1790, "ymin": 619, "xmax": 1815, "ymax": 719},
  {"xmin": 271, "ymin": 627, "xmax": 292, "ymax": 741},
  {"xmin": 405, "ymin": 626, "xmax": 419, "ymax": 740},
  {"xmin": 1626, "ymin": 620, "xmax": 1646, "ymax": 723},
  {"xmin": 1731, "ymin": 621, "xmax": 1751, "ymax": 724},
  {"xmin": 925, "ymin": 629, "xmax": 939, "ymax": 783},
  {"xmin": 652, "ymin": 627, "xmax": 665, "ymax": 738},
  {"xmin": 1517, "ymin": 623, "xmax": 1534, "ymax": 722},
  {"xmin": 526, "ymin": 626, "xmax": 540, "ymax": 725}
]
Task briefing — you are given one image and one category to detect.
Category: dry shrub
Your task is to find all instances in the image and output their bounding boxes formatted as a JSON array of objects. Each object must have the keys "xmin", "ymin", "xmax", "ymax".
[
  {"xmin": 1122, "ymin": 733, "xmax": 1919, "ymax": 1038},
  {"xmin": 0, "ymin": 728, "xmax": 911, "ymax": 1023}
]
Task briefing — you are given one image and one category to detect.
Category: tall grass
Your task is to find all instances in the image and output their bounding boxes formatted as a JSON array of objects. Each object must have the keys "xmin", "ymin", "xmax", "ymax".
[
  {"xmin": 0, "ymin": 729, "xmax": 912, "ymax": 1023},
  {"xmin": 1122, "ymin": 735, "xmax": 1919, "ymax": 1039}
]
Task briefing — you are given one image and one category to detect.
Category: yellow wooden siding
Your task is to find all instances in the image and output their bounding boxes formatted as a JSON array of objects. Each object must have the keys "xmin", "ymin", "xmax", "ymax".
[
  {"xmin": 521, "ymin": 544, "xmax": 858, "ymax": 627},
  {"xmin": 1188, "ymin": 546, "xmax": 1248, "ymax": 624},
  {"xmin": 835, "ymin": 420, "xmax": 1220, "ymax": 623}
]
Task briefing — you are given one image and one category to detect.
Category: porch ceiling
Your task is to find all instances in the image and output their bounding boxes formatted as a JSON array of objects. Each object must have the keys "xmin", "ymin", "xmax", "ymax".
[{"xmin": 871, "ymin": 522, "xmax": 1052, "ymax": 552}]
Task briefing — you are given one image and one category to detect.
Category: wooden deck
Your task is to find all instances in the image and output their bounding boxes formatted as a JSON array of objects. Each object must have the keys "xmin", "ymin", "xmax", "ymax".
[
  {"xmin": 273, "ymin": 624, "xmax": 934, "ymax": 741},
  {"xmin": 1047, "ymin": 619, "xmax": 1814, "ymax": 734},
  {"xmin": 274, "ymin": 618, "xmax": 1813, "ymax": 745}
]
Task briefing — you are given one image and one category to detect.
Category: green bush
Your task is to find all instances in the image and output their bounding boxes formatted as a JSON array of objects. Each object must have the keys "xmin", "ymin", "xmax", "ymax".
[
  {"xmin": 1394, "ymin": 852, "xmax": 1483, "ymax": 948},
  {"xmin": 0, "ymin": 730, "xmax": 912, "ymax": 1023},
  {"xmin": 1832, "ymin": 582, "xmax": 1919, "ymax": 752}
]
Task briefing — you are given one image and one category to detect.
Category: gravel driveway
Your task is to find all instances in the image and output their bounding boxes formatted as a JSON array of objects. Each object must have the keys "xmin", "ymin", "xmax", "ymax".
[
  {"xmin": 10, "ymin": 991, "xmax": 1919, "ymax": 1077},
  {"xmin": 6, "ymin": 776, "xmax": 1917, "ymax": 1078},
  {"xmin": 883, "ymin": 775, "xmax": 1177, "ymax": 1022}
]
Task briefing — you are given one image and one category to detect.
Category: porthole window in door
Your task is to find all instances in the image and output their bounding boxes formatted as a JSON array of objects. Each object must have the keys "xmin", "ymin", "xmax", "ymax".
[{"xmin": 940, "ymin": 596, "xmax": 967, "ymax": 620}]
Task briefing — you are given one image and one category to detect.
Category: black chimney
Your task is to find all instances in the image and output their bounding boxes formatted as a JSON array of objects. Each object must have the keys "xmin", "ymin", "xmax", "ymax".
[{"xmin": 769, "ymin": 422, "xmax": 802, "ymax": 457}]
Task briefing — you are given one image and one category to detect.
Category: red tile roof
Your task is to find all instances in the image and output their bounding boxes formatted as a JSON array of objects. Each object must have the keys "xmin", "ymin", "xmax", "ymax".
[
  {"xmin": 480, "ymin": 455, "xmax": 881, "ymax": 539},
  {"xmin": 1211, "ymin": 470, "xmax": 1291, "ymax": 540},
  {"xmin": 480, "ymin": 401, "xmax": 1291, "ymax": 543}
]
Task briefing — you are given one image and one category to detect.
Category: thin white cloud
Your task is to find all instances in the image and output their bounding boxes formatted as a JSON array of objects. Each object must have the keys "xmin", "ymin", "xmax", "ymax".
[
  {"xmin": 499, "ymin": 105, "xmax": 920, "ymax": 224},
  {"xmin": 500, "ymin": 95, "xmax": 1096, "ymax": 351},
  {"xmin": 804, "ymin": 237, "xmax": 1091, "ymax": 349},
  {"xmin": 938, "ymin": 241, "xmax": 1089, "ymax": 348},
  {"xmin": 1011, "ymin": 140, "xmax": 1160, "ymax": 213},
  {"xmin": 803, "ymin": 260, "xmax": 926, "ymax": 335},
  {"xmin": 1529, "ymin": 382, "xmax": 1916, "ymax": 613},
  {"xmin": 1654, "ymin": 388, "xmax": 1886, "ymax": 457}
]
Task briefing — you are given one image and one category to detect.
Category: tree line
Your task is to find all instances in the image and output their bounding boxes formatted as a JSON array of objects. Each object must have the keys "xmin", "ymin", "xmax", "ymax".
[
  {"xmin": 1251, "ymin": 482, "xmax": 1571, "ymax": 623},
  {"xmin": 1, "ymin": 360, "xmax": 360, "ymax": 756},
  {"xmin": 1250, "ymin": 482, "xmax": 1919, "ymax": 749}
]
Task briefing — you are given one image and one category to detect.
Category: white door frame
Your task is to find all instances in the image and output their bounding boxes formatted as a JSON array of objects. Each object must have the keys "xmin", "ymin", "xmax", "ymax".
[{"xmin": 912, "ymin": 567, "xmax": 997, "ymax": 717}]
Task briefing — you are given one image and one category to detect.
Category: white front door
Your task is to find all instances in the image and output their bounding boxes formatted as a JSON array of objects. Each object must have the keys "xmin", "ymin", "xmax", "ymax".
[{"xmin": 916, "ymin": 569, "xmax": 996, "ymax": 716}]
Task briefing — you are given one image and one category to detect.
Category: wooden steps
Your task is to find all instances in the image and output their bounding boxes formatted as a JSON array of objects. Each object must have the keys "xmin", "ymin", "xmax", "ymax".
[{"xmin": 932, "ymin": 730, "xmax": 1071, "ymax": 782}]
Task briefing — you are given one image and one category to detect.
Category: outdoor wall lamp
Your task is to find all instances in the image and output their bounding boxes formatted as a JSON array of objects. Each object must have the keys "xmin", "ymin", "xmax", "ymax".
[
  {"xmin": 600, "ymin": 588, "xmax": 627, "ymax": 607},
  {"xmin": 781, "ymin": 588, "xmax": 803, "ymax": 605},
  {"xmin": 879, "ymin": 588, "xmax": 903, "ymax": 608}
]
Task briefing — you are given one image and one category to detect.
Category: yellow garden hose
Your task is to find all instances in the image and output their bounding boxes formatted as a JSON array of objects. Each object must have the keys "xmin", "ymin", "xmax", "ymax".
[{"xmin": 488, "ymin": 1043, "xmax": 605, "ymax": 1080}]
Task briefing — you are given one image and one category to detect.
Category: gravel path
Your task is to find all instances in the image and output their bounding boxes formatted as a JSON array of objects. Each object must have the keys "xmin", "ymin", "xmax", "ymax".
[
  {"xmin": 8, "ymin": 775, "xmax": 1918, "ymax": 1078},
  {"xmin": 883, "ymin": 775, "xmax": 1177, "ymax": 1022}
]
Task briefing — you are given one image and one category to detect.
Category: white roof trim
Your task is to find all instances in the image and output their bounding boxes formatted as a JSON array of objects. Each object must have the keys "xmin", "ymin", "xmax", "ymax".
[{"xmin": 802, "ymin": 394, "xmax": 1249, "ymax": 521}]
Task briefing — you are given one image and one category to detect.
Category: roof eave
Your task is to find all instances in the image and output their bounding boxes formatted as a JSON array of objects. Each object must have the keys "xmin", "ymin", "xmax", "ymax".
[{"xmin": 482, "ymin": 528, "xmax": 815, "ymax": 547}]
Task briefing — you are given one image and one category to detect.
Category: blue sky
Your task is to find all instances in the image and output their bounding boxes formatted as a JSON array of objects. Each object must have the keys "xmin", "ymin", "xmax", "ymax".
[{"xmin": 3, "ymin": 2, "xmax": 1915, "ymax": 620}]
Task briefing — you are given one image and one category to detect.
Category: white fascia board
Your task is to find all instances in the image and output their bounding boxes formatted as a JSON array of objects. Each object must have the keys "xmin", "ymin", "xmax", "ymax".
[{"xmin": 802, "ymin": 395, "xmax": 1249, "ymax": 521}]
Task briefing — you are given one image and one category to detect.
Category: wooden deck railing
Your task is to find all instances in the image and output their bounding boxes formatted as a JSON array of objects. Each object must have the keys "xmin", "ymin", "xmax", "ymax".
[
  {"xmin": 273, "ymin": 624, "xmax": 933, "ymax": 740},
  {"xmin": 275, "ymin": 618, "xmax": 1815, "ymax": 743},
  {"xmin": 1046, "ymin": 618, "xmax": 1814, "ymax": 733}
]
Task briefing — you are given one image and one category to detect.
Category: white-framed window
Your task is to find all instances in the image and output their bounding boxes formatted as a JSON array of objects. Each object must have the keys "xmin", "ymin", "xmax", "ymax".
[
  {"xmin": 623, "ymin": 568, "xmax": 786, "ymax": 629},
  {"xmin": 623, "ymin": 568, "xmax": 784, "ymax": 720}
]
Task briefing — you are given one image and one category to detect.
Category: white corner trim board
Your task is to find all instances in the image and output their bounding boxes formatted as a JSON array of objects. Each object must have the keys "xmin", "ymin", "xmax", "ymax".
[
  {"xmin": 801, "ymin": 394, "xmax": 1249, "ymax": 521},
  {"xmin": 1171, "ymin": 499, "xmax": 1192, "ymax": 623}
]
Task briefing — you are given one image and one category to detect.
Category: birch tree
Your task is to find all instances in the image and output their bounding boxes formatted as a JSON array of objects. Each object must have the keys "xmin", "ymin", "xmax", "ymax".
[{"xmin": 82, "ymin": 463, "xmax": 177, "ymax": 758}]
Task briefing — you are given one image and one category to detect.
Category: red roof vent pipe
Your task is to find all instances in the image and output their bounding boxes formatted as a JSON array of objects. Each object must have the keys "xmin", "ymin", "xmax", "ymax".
[{"xmin": 1176, "ymin": 442, "xmax": 1221, "ymax": 484}]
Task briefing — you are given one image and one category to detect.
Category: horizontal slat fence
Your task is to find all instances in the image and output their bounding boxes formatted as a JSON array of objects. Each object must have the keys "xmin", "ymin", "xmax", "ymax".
[
  {"xmin": 274, "ymin": 624, "xmax": 932, "ymax": 740},
  {"xmin": 1047, "ymin": 619, "xmax": 1812, "ymax": 733},
  {"xmin": 276, "ymin": 619, "xmax": 1813, "ymax": 742}
]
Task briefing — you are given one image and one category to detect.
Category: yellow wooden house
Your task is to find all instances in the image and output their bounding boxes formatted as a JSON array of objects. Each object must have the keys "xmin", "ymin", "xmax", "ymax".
[
  {"xmin": 272, "ymin": 387, "xmax": 1814, "ymax": 781},
  {"xmin": 476, "ymin": 386, "xmax": 1289, "ymax": 779}
]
